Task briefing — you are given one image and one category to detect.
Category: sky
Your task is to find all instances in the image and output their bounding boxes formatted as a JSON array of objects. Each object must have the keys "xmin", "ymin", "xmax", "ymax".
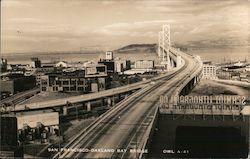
[{"xmin": 1, "ymin": 0, "xmax": 250, "ymax": 53}]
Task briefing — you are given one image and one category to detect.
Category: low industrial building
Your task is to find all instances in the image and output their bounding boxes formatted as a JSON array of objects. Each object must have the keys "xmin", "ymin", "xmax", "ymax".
[
  {"xmin": 16, "ymin": 110, "xmax": 59, "ymax": 132},
  {"xmin": 1, "ymin": 111, "xmax": 59, "ymax": 156},
  {"xmin": 40, "ymin": 63, "xmax": 108, "ymax": 93},
  {"xmin": 40, "ymin": 71, "xmax": 90, "ymax": 93},
  {"xmin": 246, "ymin": 65, "xmax": 250, "ymax": 72},
  {"xmin": 134, "ymin": 60, "xmax": 155, "ymax": 69}
]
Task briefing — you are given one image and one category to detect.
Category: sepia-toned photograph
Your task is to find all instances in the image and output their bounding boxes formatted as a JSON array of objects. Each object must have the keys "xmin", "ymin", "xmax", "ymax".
[{"xmin": 1, "ymin": 0, "xmax": 250, "ymax": 158}]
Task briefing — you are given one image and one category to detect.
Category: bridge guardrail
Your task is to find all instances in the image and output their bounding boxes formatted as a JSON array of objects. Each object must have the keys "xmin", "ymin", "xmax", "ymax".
[
  {"xmin": 173, "ymin": 54, "xmax": 203, "ymax": 97},
  {"xmin": 139, "ymin": 105, "xmax": 159, "ymax": 159}
]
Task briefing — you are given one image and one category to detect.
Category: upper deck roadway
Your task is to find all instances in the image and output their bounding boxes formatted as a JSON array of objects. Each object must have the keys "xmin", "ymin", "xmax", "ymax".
[{"xmin": 53, "ymin": 48, "xmax": 203, "ymax": 159}]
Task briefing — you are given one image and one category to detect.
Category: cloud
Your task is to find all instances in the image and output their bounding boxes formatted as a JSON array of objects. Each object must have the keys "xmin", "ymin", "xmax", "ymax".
[
  {"xmin": 8, "ymin": 18, "xmax": 48, "ymax": 24},
  {"xmin": 2, "ymin": 0, "xmax": 249, "ymax": 53},
  {"xmin": 101, "ymin": 1, "xmax": 117, "ymax": 6},
  {"xmin": 136, "ymin": 0, "xmax": 243, "ymax": 14},
  {"xmin": 1, "ymin": 0, "xmax": 33, "ymax": 7},
  {"xmin": 94, "ymin": 20, "xmax": 176, "ymax": 36}
]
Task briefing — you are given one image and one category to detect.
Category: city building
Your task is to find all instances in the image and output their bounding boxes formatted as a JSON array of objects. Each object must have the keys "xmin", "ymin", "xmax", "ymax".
[
  {"xmin": 0, "ymin": 58, "xmax": 8, "ymax": 72},
  {"xmin": 40, "ymin": 71, "xmax": 90, "ymax": 93},
  {"xmin": 114, "ymin": 58, "xmax": 131, "ymax": 73},
  {"xmin": 40, "ymin": 63, "xmax": 108, "ymax": 93},
  {"xmin": 16, "ymin": 110, "xmax": 59, "ymax": 133},
  {"xmin": 84, "ymin": 63, "xmax": 107, "ymax": 92},
  {"xmin": 115, "ymin": 60, "xmax": 124, "ymax": 73},
  {"xmin": 41, "ymin": 62, "xmax": 56, "ymax": 68},
  {"xmin": 40, "ymin": 75, "xmax": 49, "ymax": 91},
  {"xmin": 246, "ymin": 65, "xmax": 250, "ymax": 72},
  {"xmin": 98, "ymin": 60, "xmax": 115, "ymax": 73},
  {"xmin": 30, "ymin": 57, "xmax": 41, "ymax": 68},
  {"xmin": 55, "ymin": 61, "xmax": 68, "ymax": 68},
  {"xmin": 84, "ymin": 63, "xmax": 107, "ymax": 78},
  {"xmin": 134, "ymin": 60, "xmax": 155, "ymax": 69},
  {"xmin": 0, "ymin": 116, "xmax": 23, "ymax": 158},
  {"xmin": 35, "ymin": 72, "xmax": 45, "ymax": 85},
  {"xmin": 10, "ymin": 64, "xmax": 30, "ymax": 72},
  {"xmin": 125, "ymin": 60, "xmax": 131, "ymax": 70},
  {"xmin": 55, "ymin": 61, "xmax": 88, "ymax": 69},
  {"xmin": 1, "ymin": 111, "xmax": 59, "ymax": 150},
  {"xmin": 105, "ymin": 51, "xmax": 113, "ymax": 60},
  {"xmin": 36, "ymin": 66, "xmax": 55, "ymax": 73},
  {"xmin": 217, "ymin": 70, "xmax": 231, "ymax": 79},
  {"xmin": 124, "ymin": 69, "xmax": 147, "ymax": 75},
  {"xmin": 240, "ymin": 73, "xmax": 250, "ymax": 82},
  {"xmin": 202, "ymin": 64, "xmax": 217, "ymax": 79},
  {"xmin": 0, "ymin": 73, "xmax": 36, "ymax": 95}
]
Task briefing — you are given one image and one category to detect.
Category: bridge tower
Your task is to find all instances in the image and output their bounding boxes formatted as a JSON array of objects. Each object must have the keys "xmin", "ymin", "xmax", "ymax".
[{"xmin": 158, "ymin": 24, "xmax": 171, "ymax": 70}]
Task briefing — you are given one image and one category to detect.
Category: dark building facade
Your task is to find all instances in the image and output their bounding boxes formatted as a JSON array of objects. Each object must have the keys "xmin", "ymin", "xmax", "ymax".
[
  {"xmin": 98, "ymin": 59, "xmax": 115, "ymax": 73},
  {"xmin": 0, "ymin": 74, "xmax": 36, "ymax": 94},
  {"xmin": 30, "ymin": 57, "xmax": 41, "ymax": 68},
  {"xmin": 0, "ymin": 116, "xmax": 23, "ymax": 158},
  {"xmin": 148, "ymin": 114, "xmax": 249, "ymax": 158},
  {"xmin": 0, "ymin": 58, "xmax": 8, "ymax": 72}
]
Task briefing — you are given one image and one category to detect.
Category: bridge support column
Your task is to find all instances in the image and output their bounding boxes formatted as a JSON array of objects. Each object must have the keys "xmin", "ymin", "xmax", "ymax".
[
  {"xmin": 107, "ymin": 97, "xmax": 112, "ymax": 107},
  {"xmin": 124, "ymin": 94, "xmax": 128, "ymax": 99},
  {"xmin": 113, "ymin": 96, "xmax": 115, "ymax": 105},
  {"xmin": 63, "ymin": 106, "xmax": 68, "ymax": 115},
  {"xmin": 176, "ymin": 55, "xmax": 182, "ymax": 67},
  {"xmin": 101, "ymin": 98, "xmax": 105, "ymax": 106},
  {"xmin": 86, "ymin": 101, "xmax": 91, "ymax": 111},
  {"xmin": 170, "ymin": 58, "xmax": 174, "ymax": 67}
]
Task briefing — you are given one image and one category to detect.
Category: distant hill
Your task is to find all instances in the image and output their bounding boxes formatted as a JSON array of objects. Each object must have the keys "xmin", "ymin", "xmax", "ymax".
[{"xmin": 115, "ymin": 44, "xmax": 157, "ymax": 53}]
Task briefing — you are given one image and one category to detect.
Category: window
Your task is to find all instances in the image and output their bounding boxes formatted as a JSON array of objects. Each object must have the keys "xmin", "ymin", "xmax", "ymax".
[
  {"xmin": 63, "ymin": 81, "xmax": 69, "ymax": 85},
  {"xmin": 78, "ymin": 87, "xmax": 84, "ymax": 91},
  {"xmin": 70, "ymin": 81, "xmax": 76, "ymax": 85},
  {"xmin": 78, "ymin": 80, "xmax": 84, "ymax": 85},
  {"xmin": 56, "ymin": 81, "xmax": 61, "ymax": 85},
  {"xmin": 63, "ymin": 87, "xmax": 70, "ymax": 91},
  {"xmin": 53, "ymin": 87, "xmax": 58, "ymax": 91}
]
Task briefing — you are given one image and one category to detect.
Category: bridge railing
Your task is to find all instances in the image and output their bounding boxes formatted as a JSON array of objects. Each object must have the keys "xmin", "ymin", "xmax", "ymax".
[
  {"xmin": 174, "ymin": 54, "xmax": 203, "ymax": 97},
  {"xmin": 139, "ymin": 105, "xmax": 159, "ymax": 159}
]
